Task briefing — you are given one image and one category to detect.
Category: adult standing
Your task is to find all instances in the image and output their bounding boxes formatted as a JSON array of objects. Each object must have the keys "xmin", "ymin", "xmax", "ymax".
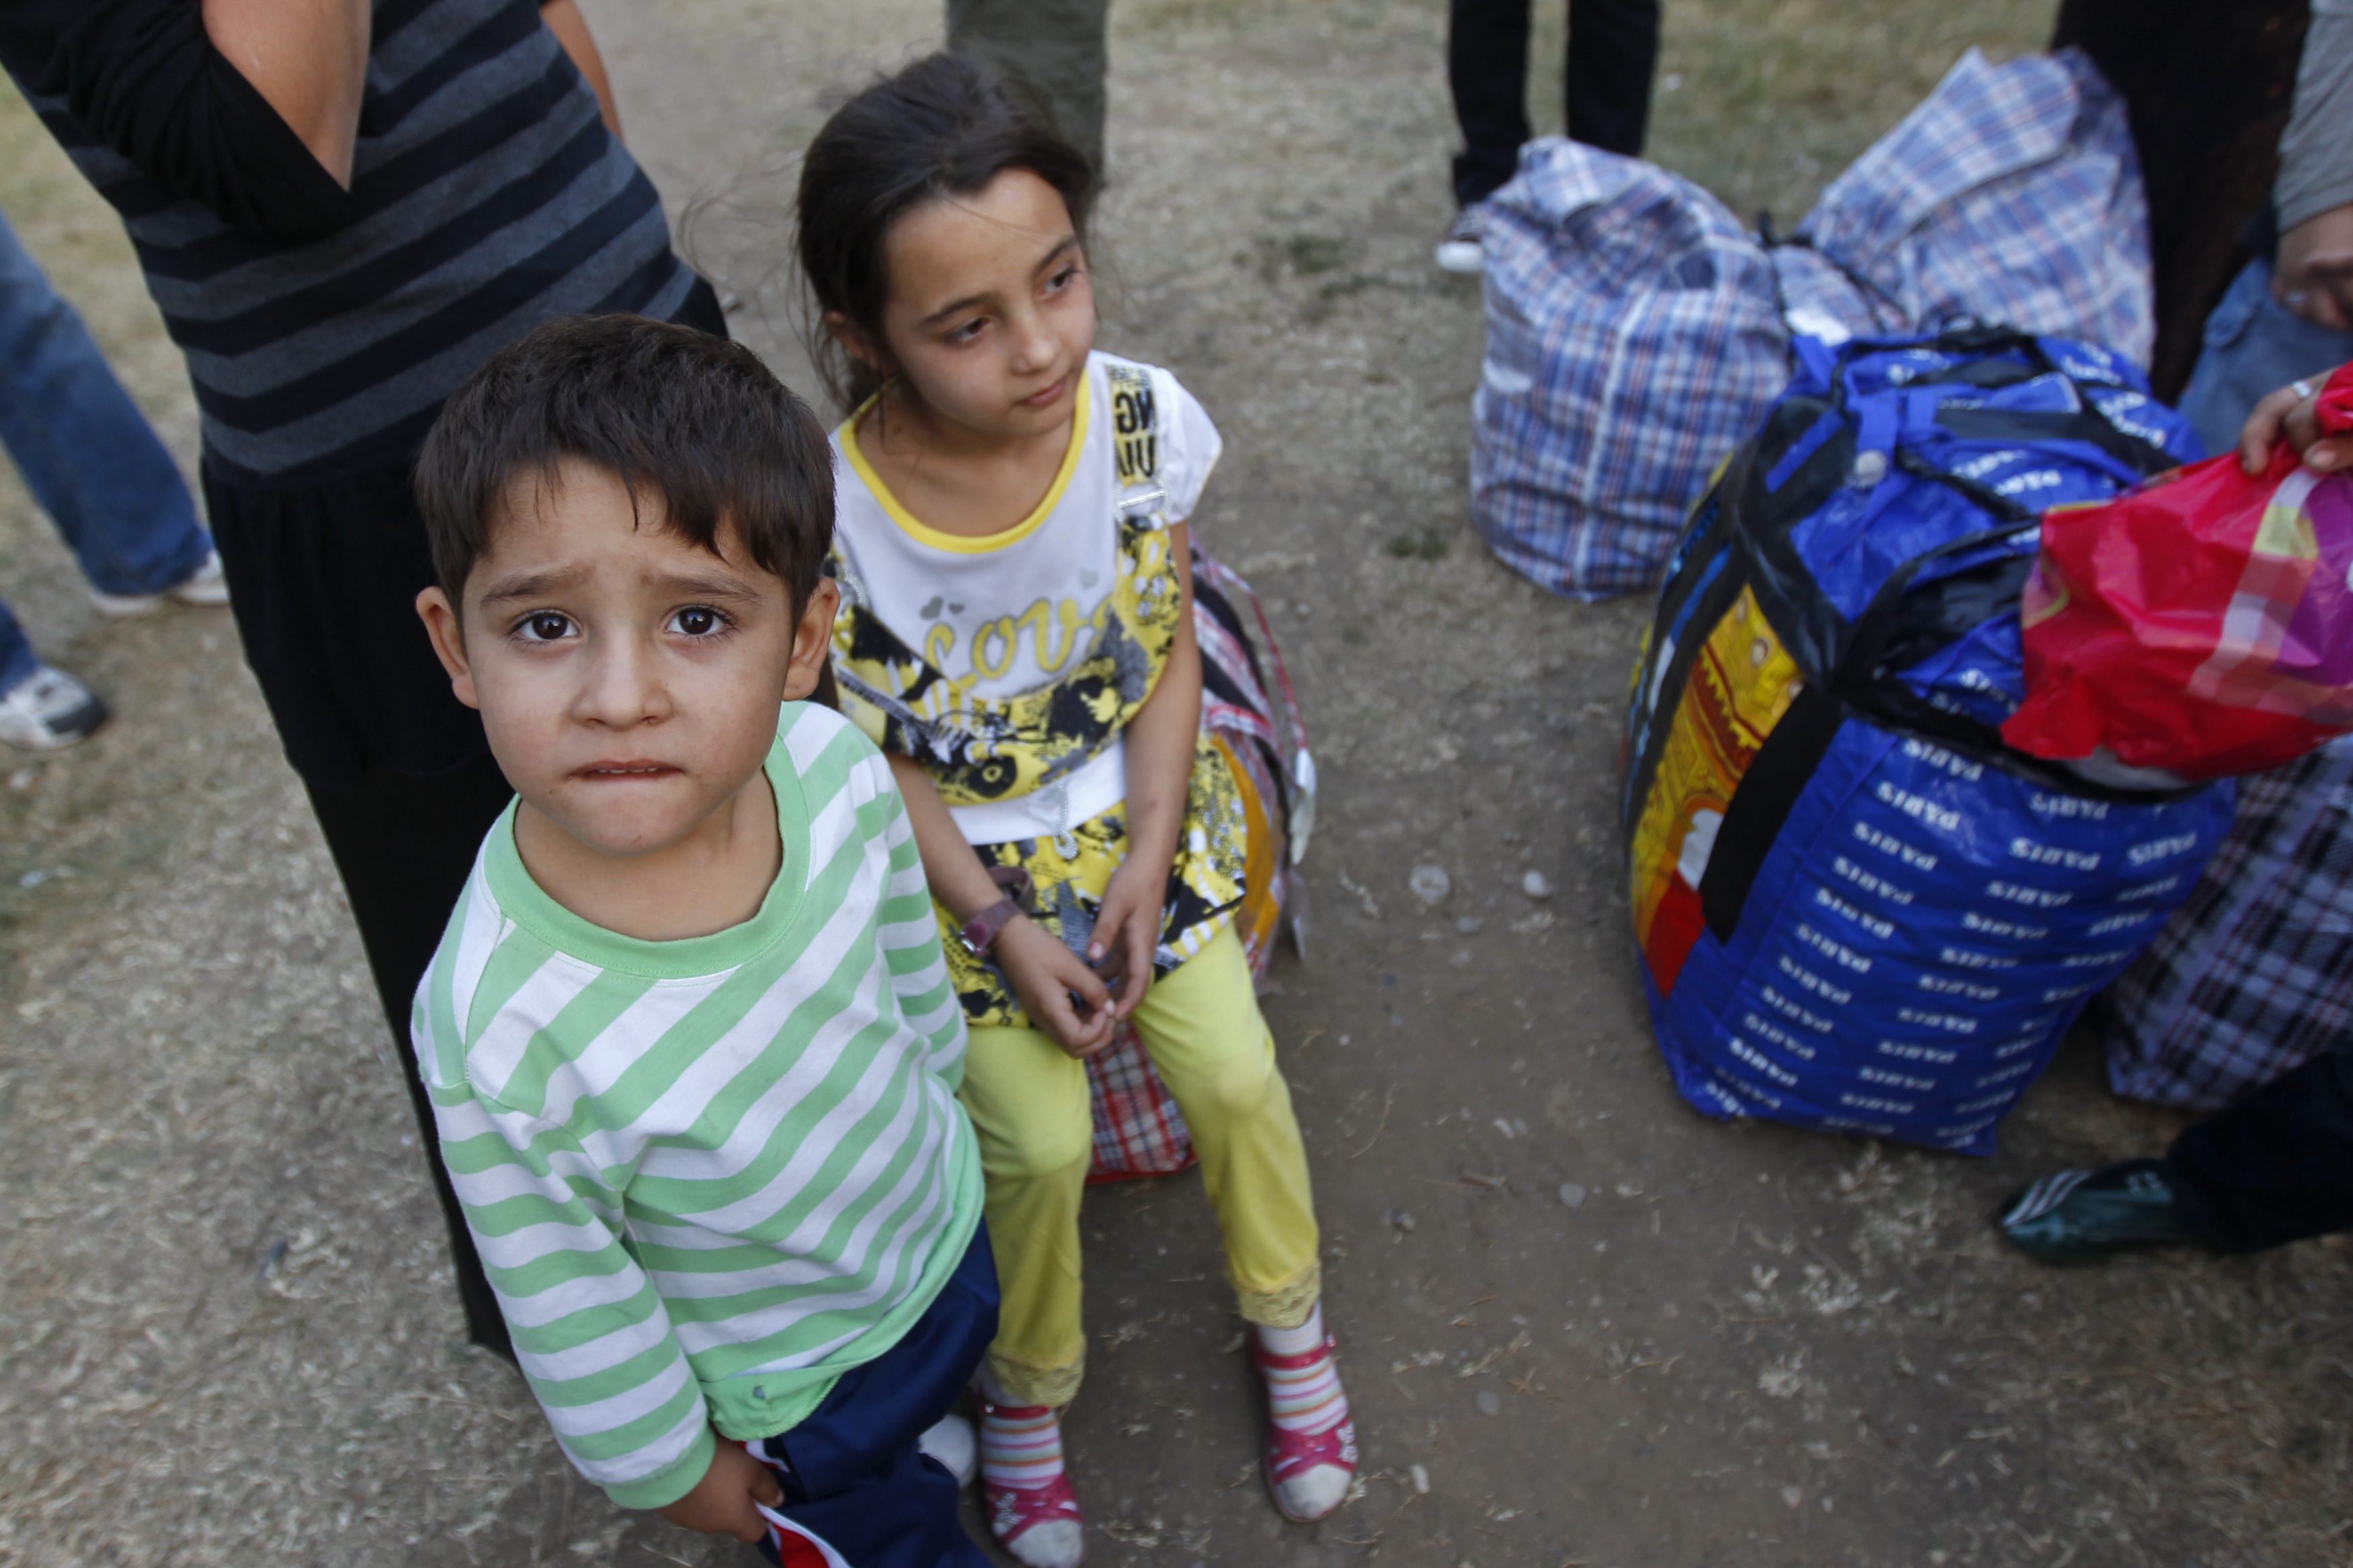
[
  {"xmin": 2051, "ymin": 0, "xmax": 2309, "ymax": 400},
  {"xmin": 1436, "ymin": 0, "xmax": 1661, "ymax": 273},
  {"xmin": 0, "ymin": 208, "xmax": 225, "ymax": 752},
  {"xmin": 947, "ymin": 0, "xmax": 1111, "ymax": 173},
  {"xmin": 0, "ymin": 0, "xmax": 724, "ymax": 1360},
  {"xmin": 2175, "ymin": 0, "xmax": 2353, "ymax": 452},
  {"xmin": 1997, "ymin": 370, "xmax": 2353, "ymax": 1267}
]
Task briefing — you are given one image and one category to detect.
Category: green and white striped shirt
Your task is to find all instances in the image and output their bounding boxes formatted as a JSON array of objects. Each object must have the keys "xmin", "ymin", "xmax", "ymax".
[{"xmin": 410, "ymin": 703, "xmax": 980, "ymax": 1510}]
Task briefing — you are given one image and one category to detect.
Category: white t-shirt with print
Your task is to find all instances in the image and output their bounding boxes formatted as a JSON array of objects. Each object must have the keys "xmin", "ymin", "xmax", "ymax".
[{"xmin": 831, "ymin": 351, "xmax": 1222, "ymax": 845}]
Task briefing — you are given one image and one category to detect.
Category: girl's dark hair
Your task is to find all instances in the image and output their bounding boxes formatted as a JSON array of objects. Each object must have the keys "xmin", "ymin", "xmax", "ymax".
[{"xmin": 796, "ymin": 51, "xmax": 1094, "ymax": 411}]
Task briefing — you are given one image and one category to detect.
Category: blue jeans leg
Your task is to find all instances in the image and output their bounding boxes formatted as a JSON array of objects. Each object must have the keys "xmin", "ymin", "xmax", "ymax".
[
  {"xmin": 0, "ymin": 597, "xmax": 39, "ymax": 694},
  {"xmin": 2178, "ymin": 258, "xmax": 2353, "ymax": 458},
  {"xmin": 0, "ymin": 212, "xmax": 208, "ymax": 597}
]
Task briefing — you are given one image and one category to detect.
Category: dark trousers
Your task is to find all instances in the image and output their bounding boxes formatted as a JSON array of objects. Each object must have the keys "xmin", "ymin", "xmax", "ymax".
[
  {"xmin": 306, "ymin": 752, "xmax": 518, "ymax": 1356},
  {"xmin": 2168, "ymin": 1045, "xmax": 2353, "ymax": 1253},
  {"xmin": 2050, "ymin": 0, "xmax": 2309, "ymax": 400},
  {"xmin": 1446, "ymin": 0, "xmax": 1661, "ymax": 207},
  {"xmin": 947, "ymin": 0, "xmax": 1111, "ymax": 173},
  {"xmin": 751, "ymin": 1225, "xmax": 1000, "ymax": 1568}
]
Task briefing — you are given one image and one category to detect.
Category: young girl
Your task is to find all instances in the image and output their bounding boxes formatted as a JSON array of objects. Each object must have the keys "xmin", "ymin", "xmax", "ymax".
[{"xmin": 797, "ymin": 52, "xmax": 1357, "ymax": 1568}]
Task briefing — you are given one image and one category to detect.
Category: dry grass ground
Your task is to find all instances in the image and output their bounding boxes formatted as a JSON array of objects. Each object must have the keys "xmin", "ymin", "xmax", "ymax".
[{"xmin": 3, "ymin": 1, "xmax": 2350, "ymax": 1565}]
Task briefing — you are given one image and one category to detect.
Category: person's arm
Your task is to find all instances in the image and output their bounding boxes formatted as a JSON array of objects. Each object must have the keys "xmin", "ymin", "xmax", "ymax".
[
  {"xmin": 427, "ymin": 1093, "xmax": 725, "ymax": 1507},
  {"xmin": 5, "ymin": 0, "xmax": 362, "ymax": 243},
  {"xmin": 408, "ymin": 979, "xmax": 742, "ymax": 1525},
  {"xmin": 1087, "ymin": 524, "xmax": 1203, "ymax": 1020},
  {"xmin": 867, "ymin": 751, "xmax": 971, "ymax": 1079},
  {"xmin": 887, "ymin": 753, "xmax": 1117, "ymax": 1055},
  {"xmin": 539, "ymin": 0, "xmax": 623, "ymax": 139},
  {"xmin": 2236, "ymin": 364, "xmax": 2353, "ymax": 474},
  {"xmin": 200, "ymin": 0, "xmax": 369, "ymax": 186},
  {"xmin": 2273, "ymin": 0, "xmax": 2353, "ymax": 328}
]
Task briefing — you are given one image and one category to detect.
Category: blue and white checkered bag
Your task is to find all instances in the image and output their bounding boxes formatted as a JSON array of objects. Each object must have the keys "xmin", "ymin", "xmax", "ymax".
[
  {"xmin": 1471, "ymin": 47, "xmax": 2151, "ymax": 602},
  {"xmin": 1796, "ymin": 48, "xmax": 2151, "ymax": 366}
]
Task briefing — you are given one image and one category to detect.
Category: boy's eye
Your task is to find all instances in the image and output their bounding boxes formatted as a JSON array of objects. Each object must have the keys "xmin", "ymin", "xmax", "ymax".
[
  {"xmin": 516, "ymin": 612, "xmax": 573, "ymax": 643},
  {"xmin": 668, "ymin": 606, "xmax": 729, "ymax": 637}
]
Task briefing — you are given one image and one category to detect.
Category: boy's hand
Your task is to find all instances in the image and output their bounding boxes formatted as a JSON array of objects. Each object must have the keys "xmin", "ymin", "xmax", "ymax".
[
  {"xmin": 1089, "ymin": 859, "xmax": 1167, "ymax": 1020},
  {"xmin": 997, "ymin": 916, "xmax": 1117, "ymax": 1057},
  {"xmin": 656, "ymin": 1441, "xmax": 783, "ymax": 1543}
]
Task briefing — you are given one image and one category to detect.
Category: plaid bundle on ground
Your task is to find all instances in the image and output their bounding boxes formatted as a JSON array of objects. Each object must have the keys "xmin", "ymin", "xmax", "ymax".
[
  {"xmin": 2097, "ymin": 735, "xmax": 2353, "ymax": 1112},
  {"xmin": 1472, "ymin": 46, "xmax": 2151, "ymax": 601}
]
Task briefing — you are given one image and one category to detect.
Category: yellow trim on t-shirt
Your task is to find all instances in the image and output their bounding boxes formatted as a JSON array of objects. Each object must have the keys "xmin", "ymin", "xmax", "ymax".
[{"xmin": 839, "ymin": 374, "xmax": 1093, "ymax": 556}]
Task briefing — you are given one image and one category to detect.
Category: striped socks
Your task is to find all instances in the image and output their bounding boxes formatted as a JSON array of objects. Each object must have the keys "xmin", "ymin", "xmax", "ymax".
[
  {"xmin": 1254, "ymin": 1304, "xmax": 1357, "ymax": 1522},
  {"xmin": 1257, "ymin": 1305, "xmax": 1348, "ymax": 1435},
  {"xmin": 980, "ymin": 1399, "xmax": 1066, "ymax": 1493},
  {"xmin": 978, "ymin": 1379, "xmax": 1085, "ymax": 1568}
]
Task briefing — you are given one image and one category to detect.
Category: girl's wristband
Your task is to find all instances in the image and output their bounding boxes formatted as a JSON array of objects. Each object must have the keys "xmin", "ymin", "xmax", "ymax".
[{"xmin": 957, "ymin": 866, "xmax": 1033, "ymax": 958}]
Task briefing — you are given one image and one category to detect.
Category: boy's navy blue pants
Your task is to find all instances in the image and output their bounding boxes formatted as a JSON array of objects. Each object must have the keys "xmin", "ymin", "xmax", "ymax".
[{"xmin": 748, "ymin": 1223, "xmax": 998, "ymax": 1567}]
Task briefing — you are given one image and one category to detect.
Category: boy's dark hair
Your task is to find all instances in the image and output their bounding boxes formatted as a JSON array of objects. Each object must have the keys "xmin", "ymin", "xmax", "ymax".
[
  {"xmin": 795, "ymin": 50, "xmax": 1095, "ymax": 411},
  {"xmin": 415, "ymin": 314, "xmax": 834, "ymax": 608}
]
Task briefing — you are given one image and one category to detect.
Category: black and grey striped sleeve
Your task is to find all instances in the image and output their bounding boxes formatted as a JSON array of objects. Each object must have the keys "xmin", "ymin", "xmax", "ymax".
[{"xmin": 0, "ymin": 0, "xmax": 358, "ymax": 244}]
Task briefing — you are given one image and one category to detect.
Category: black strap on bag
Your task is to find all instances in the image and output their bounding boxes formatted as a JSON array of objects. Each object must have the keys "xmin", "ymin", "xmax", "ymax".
[
  {"xmin": 1683, "ymin": 327, "xmax": 2194, "ymax": 942},
  {"xmin": 1698, "ymin": 684, "xmax": 1845, "ymax": 940}
]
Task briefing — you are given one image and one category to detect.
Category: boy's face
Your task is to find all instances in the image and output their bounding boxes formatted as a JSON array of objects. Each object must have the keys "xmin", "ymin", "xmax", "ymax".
[{"xmin": 416, "ymin": 459, "xmax": 836, "ymax": 863}]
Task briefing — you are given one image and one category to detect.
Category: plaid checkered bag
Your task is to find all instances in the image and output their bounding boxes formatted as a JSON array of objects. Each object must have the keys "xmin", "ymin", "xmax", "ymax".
[
  {"xmin": 1082, "ymin": 553, "xmax": 1314, "ymax": 1184},
  {"xmin": 2098, "ymin": 734, "xmax": 2353, "ymax": 1110},
  {"xmin": 1472, "ymin": 142, "xmax": 1792, "ymax": 602},
  {"xmin": 1471, "ymin": 46, "xmax": 2151, "ymax": 602},
  {"xmin": 1794, "ymin": 47, "xmax": 2151, "ymax": 367}
]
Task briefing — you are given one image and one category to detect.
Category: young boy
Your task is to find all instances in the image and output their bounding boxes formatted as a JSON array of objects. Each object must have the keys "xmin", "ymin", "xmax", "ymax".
[{"xmin": 407, "ymin": 314, "xmax": 995, "ymax": 1565}]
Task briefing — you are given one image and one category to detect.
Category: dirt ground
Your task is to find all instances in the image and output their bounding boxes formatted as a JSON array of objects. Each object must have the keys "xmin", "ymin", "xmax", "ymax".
[{"xmin": 4, "ymin": 2, "xmax": 2351, "ymax": 1565}]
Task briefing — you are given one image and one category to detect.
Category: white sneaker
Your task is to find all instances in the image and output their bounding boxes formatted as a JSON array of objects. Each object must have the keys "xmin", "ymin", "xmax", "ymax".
[
  {"xmin": 1434, "ymin": 206, "xmax": 1487, "ymax": 275},
  {"xmin": 918, "ymin": 1412, "xmax": 978, "ymax": 1489},
  {"xmin": 89, "ymin": 548, "xmax": 230, "ymax": 618},
  {"xmin": 0, "ymin": 665, "xmax": 108, "ymax": 750}
]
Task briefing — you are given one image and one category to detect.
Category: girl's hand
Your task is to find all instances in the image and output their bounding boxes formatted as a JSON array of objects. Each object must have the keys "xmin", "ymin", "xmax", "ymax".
[
  {"xmin": 656, "ymin": 1441, "xmax": 783, "ymax": 1542},
  {"xmin": 1089, "ymin": 857, "xmax": 1168, "ymax": 1020},
  {"xmin": 997, "ymin": 916, "xmax": 1117, "ymax": 1057}
]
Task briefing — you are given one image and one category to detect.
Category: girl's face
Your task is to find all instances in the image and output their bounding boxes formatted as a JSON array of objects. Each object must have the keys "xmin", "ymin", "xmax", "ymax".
[{"xmin": 864, "ymin": 168, "xmax": 1095, "ymax": 441}]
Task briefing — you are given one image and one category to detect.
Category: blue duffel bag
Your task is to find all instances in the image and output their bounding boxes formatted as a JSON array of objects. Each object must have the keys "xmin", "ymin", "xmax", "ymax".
[{"xmin": 1622, "ymin": 326, "xmax": 2235, "ymax": 1155}]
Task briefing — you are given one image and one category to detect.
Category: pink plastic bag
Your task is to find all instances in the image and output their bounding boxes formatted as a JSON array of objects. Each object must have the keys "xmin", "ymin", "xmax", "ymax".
[{"xmin": 2003, "ymin": 365, "xmax": 2353, "ymax": 780}]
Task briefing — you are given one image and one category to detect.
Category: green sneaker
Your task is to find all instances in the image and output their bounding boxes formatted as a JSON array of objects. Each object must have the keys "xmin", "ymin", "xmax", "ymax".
[{"xmin": 1997, "ymin": 1159, "xmax": 2197, "ymax": 1264}]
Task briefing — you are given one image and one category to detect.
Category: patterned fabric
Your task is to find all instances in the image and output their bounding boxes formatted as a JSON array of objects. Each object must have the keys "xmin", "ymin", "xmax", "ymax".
[
  {"xmin": 830, "ymin": 371, "xmax": 1253, "ymax": 1033},
  {"xmin": 409, "ymin": 704, "xmax": 982, "ymax": 1509},
  {"xmin": 1795, "ymin": 48, "xmax": 2151, "ymax": 366},
  {"xmin": 943, "ymin": 732, "xmax": 1250, "ymax": 1027},
  {"xmin": 1083, "ymin": 554, "xmax": 1313, "ymax": 1181},
  {"xmin": 2100, "ymin": 733, "xmax": 2353, "ymax": 1110},
  {"xmin": 831, "ymin": 364, "xmax": 1311, "ymax": 1176},
  {"xmin": 1472, "ymin": 143, "xmax": 1792, "ymax": 602},
  {"xmin": 1, "ymin": 0, "xmax": 694, "ymax": 483},
  {"xmin": 1471, "ymin": 45, "xmax": 2151, "ymax": 602},
  {"xmin": 830, "ymin": 507, "xmax": 1183, "ymax": 811}
]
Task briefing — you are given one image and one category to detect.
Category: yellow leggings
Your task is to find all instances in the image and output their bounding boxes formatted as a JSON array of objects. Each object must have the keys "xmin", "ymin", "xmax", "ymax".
[{"xmin": 957, "ymin": 923, "xmax": 1320, "ymax": 1407}]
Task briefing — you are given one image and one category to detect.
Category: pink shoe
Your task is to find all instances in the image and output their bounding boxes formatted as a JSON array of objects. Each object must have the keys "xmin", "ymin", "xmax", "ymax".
[
  {"xmin": 978, "ymin": 1399, "xmax": 1086, "ymax": 1568},
  {"xmin": 1252, "ymin": 1335, "xmax": 1359, "ymax": 1522}
]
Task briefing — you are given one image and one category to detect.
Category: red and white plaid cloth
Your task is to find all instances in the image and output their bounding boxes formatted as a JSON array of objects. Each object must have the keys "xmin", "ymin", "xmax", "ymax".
[{"xmin": 1084, "ymin": 547, "xmax": 1312, "ymax": 1182}]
